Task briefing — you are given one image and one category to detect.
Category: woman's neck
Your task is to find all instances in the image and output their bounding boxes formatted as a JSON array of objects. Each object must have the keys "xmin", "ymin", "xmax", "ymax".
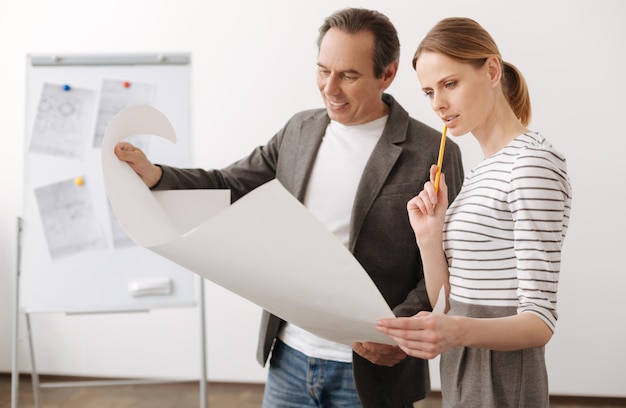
[{"xmin": 474, "ymin": 107, "xmax": 528, "ymax": 158}]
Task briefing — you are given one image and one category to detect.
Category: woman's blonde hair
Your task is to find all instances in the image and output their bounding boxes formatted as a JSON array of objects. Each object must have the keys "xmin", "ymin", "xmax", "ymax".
[{"xmin": 413, "ymin": 17, "xmax": 531, "ymax": 126}]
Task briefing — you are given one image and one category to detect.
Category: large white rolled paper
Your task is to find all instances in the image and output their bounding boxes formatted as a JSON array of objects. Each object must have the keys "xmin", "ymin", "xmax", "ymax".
[{"xmin": 102, "ymin": 105, "xmax": 396, "ymax": 346}]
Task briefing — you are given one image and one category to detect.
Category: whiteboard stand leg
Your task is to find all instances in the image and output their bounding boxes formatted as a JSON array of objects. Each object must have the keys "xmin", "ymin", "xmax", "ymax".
[
  {"xmin": 25, "ymin": 312, "xmax": 41, "ymax": 408},
  {"xmin": 13, "ymin": 213, "xmax": 205, "ymax": 407},
  {"xmin": 199, "ymin": 277, "xmax": 208, "ymax": 408},
  {"xmin": 11, "ymin": 217, "xmax": 23, "ymax": 408},
  {"xmin": 10, "ymin": 271, "xmax": 19, "ymax": 408}
]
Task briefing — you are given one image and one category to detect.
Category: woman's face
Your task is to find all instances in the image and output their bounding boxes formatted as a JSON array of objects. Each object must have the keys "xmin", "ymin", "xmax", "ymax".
[{"xmin": 414, "ymin": 50, "xmax": 498, "ymax": 136}]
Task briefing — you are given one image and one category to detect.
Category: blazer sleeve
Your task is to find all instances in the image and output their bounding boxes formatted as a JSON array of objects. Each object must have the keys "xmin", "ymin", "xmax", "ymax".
[{"xmin": 151, "ymin": 124, "xmax": 286, "ymax": 202}]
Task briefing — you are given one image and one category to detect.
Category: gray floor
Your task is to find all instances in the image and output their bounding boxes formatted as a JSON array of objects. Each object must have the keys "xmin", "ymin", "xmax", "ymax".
[{"xmin": 2, "ymin": 374, "xmax": 625, "ymax": 408}]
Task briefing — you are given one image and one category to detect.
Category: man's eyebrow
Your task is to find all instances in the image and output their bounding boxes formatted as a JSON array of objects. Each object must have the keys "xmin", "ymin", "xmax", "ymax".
[{"xmin": 316, "ymin": 63, "xmax": 362, "ymax": 76}]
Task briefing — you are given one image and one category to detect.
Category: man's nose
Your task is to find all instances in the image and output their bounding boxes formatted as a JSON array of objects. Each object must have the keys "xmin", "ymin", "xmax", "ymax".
[{"xmin": 324, "ymin": 73, "xmax": 341, "ymax": 96}]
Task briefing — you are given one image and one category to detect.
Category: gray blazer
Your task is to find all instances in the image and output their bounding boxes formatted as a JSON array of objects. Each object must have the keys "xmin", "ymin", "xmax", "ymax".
[{"xmin": 155, "ymin": 94, "xmax": 464, "ymax": 407}]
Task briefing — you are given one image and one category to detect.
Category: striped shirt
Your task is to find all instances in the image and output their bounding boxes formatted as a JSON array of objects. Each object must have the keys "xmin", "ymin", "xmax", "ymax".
[{"xmin": 443, "ymin": 132, "xmax": 572, "ymax": 331}]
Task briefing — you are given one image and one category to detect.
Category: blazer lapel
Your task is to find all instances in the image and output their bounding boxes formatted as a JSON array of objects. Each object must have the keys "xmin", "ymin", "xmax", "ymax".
[
  {"xmin": 348, "ymin": 95, "xmax": 408, "ymax": 251},
  {"xmin": 292, "ymin": 114, "xmax": 329, "ymax": 202}
]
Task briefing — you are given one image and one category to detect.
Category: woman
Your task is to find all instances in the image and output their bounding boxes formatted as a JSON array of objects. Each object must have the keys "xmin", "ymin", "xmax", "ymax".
[{"xmin": 376, "ymin": 17, "xmax": 572, "ymax": 407}]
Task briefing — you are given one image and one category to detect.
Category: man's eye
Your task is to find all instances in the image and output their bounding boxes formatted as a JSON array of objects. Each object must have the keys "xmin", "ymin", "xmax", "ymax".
[{"xmin": 342, "ymin": 74, "xmax": 357, "ymax": 82}]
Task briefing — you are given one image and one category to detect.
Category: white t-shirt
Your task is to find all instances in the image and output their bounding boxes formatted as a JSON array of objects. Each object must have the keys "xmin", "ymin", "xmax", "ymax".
[{"xmin": 279, "ymin": 115, "xmax": 387, "ymax": 362}]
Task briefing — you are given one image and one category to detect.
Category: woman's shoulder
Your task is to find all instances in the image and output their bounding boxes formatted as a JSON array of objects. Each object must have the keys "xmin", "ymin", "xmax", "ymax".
[
  {"xmin": 510, "ymin": 132, "xmax": 568, "ymax": 172},
  {"xmin": 510, "ymin": 132, "xmax": 572, "ymax": 195}
]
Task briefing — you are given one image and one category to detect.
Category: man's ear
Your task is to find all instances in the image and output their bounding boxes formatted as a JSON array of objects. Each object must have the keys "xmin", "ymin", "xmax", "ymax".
[{"xmin": 381, "ymin": 60, "xmax": 399, "ymax": 90}]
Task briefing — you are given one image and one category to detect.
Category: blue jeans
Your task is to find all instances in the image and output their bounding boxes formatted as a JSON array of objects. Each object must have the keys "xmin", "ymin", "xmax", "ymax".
[{"xmin": 262, "ymin": 339, "xmax": 361, "ymax": 408}]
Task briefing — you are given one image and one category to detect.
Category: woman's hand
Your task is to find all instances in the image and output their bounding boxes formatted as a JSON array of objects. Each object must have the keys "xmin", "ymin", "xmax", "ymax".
[
  {"xmin": 407, "ymin": 165, "xmax": 449, "ymax": 248},
  {"xmin": 376, "ymin": 312, "xmax": 461, "ymax": 360}
]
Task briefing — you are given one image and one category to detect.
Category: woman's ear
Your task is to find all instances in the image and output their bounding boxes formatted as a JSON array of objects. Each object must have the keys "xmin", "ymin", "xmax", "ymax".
[{"xmin": 485, "ymin": 56, "xmax": 502, "ymax": 87}]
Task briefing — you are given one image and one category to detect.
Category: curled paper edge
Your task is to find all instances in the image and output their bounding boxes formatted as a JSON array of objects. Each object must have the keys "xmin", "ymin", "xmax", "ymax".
[{"xmin": 101, "ymin": 105, "xmax": 181, "ymax": 247}]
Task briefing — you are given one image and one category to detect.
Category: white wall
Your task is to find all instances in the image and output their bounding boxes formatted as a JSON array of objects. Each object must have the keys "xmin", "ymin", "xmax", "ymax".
[{"xmin": 1, "ymin": 0, "xmax": 625, "ymax": 397}]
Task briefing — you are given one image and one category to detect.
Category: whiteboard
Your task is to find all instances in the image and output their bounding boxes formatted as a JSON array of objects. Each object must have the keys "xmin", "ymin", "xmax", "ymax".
[{"xmin": 21, "ymin": 53, "xmax": 197, "ymax": 313}]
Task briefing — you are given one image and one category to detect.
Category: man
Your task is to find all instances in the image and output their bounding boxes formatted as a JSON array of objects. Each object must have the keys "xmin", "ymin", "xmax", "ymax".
[{"xmin": 115, "ymin": 7, "xmax": 464, "ymax": 407}]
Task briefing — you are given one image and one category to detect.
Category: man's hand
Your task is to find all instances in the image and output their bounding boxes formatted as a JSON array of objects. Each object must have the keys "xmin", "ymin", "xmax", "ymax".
[
  {"xmin": 114, "ymin": 142, "xmax": 163, "ymax": 188},
  {"xmin": 352, "ymin": 342, "xmax": 408, "ymax": 367}
]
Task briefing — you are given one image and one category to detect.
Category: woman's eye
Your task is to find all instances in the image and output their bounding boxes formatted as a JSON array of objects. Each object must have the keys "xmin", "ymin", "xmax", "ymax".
[{"xmin": 445, "ymin": 81, "xmax": 457, "ymax": 89}]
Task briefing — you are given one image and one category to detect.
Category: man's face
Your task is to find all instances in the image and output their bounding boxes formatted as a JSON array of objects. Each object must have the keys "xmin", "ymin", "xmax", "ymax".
[{"xmin": 317, "ymin": 28, "xmax": 395, "ymax": 126}]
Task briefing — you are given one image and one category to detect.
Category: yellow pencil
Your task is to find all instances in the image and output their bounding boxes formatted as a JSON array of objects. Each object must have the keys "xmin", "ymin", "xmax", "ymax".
[{"xmin": 434, "ymin": 125, "xmax": 447, "ymax": 193}]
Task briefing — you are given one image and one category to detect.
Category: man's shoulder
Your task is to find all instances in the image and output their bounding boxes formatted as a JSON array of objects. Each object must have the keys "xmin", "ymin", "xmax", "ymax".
[
  {"xmin": 406, "ymin": 115, "xmax": 439, "ymax": 135},
  {"xmin": 385, "ymin": 93, "xmax": 438, "ymax": 135},
  {"xmin": 402, "ymin": 114, "xmax": 461, "ymax": 155},
  {"xmin": 289, "ymin": 107, "xmax": 328, "ymax": 123},
  {"xmin": 275, "ymin": 108, "xmax": 329, "ymax": 141}
]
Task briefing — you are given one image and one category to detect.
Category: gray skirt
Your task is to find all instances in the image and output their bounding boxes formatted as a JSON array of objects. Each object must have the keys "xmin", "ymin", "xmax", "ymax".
[{"xmin": 440, "ymin": 300, "xmax": 549, "ymax": 408}]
